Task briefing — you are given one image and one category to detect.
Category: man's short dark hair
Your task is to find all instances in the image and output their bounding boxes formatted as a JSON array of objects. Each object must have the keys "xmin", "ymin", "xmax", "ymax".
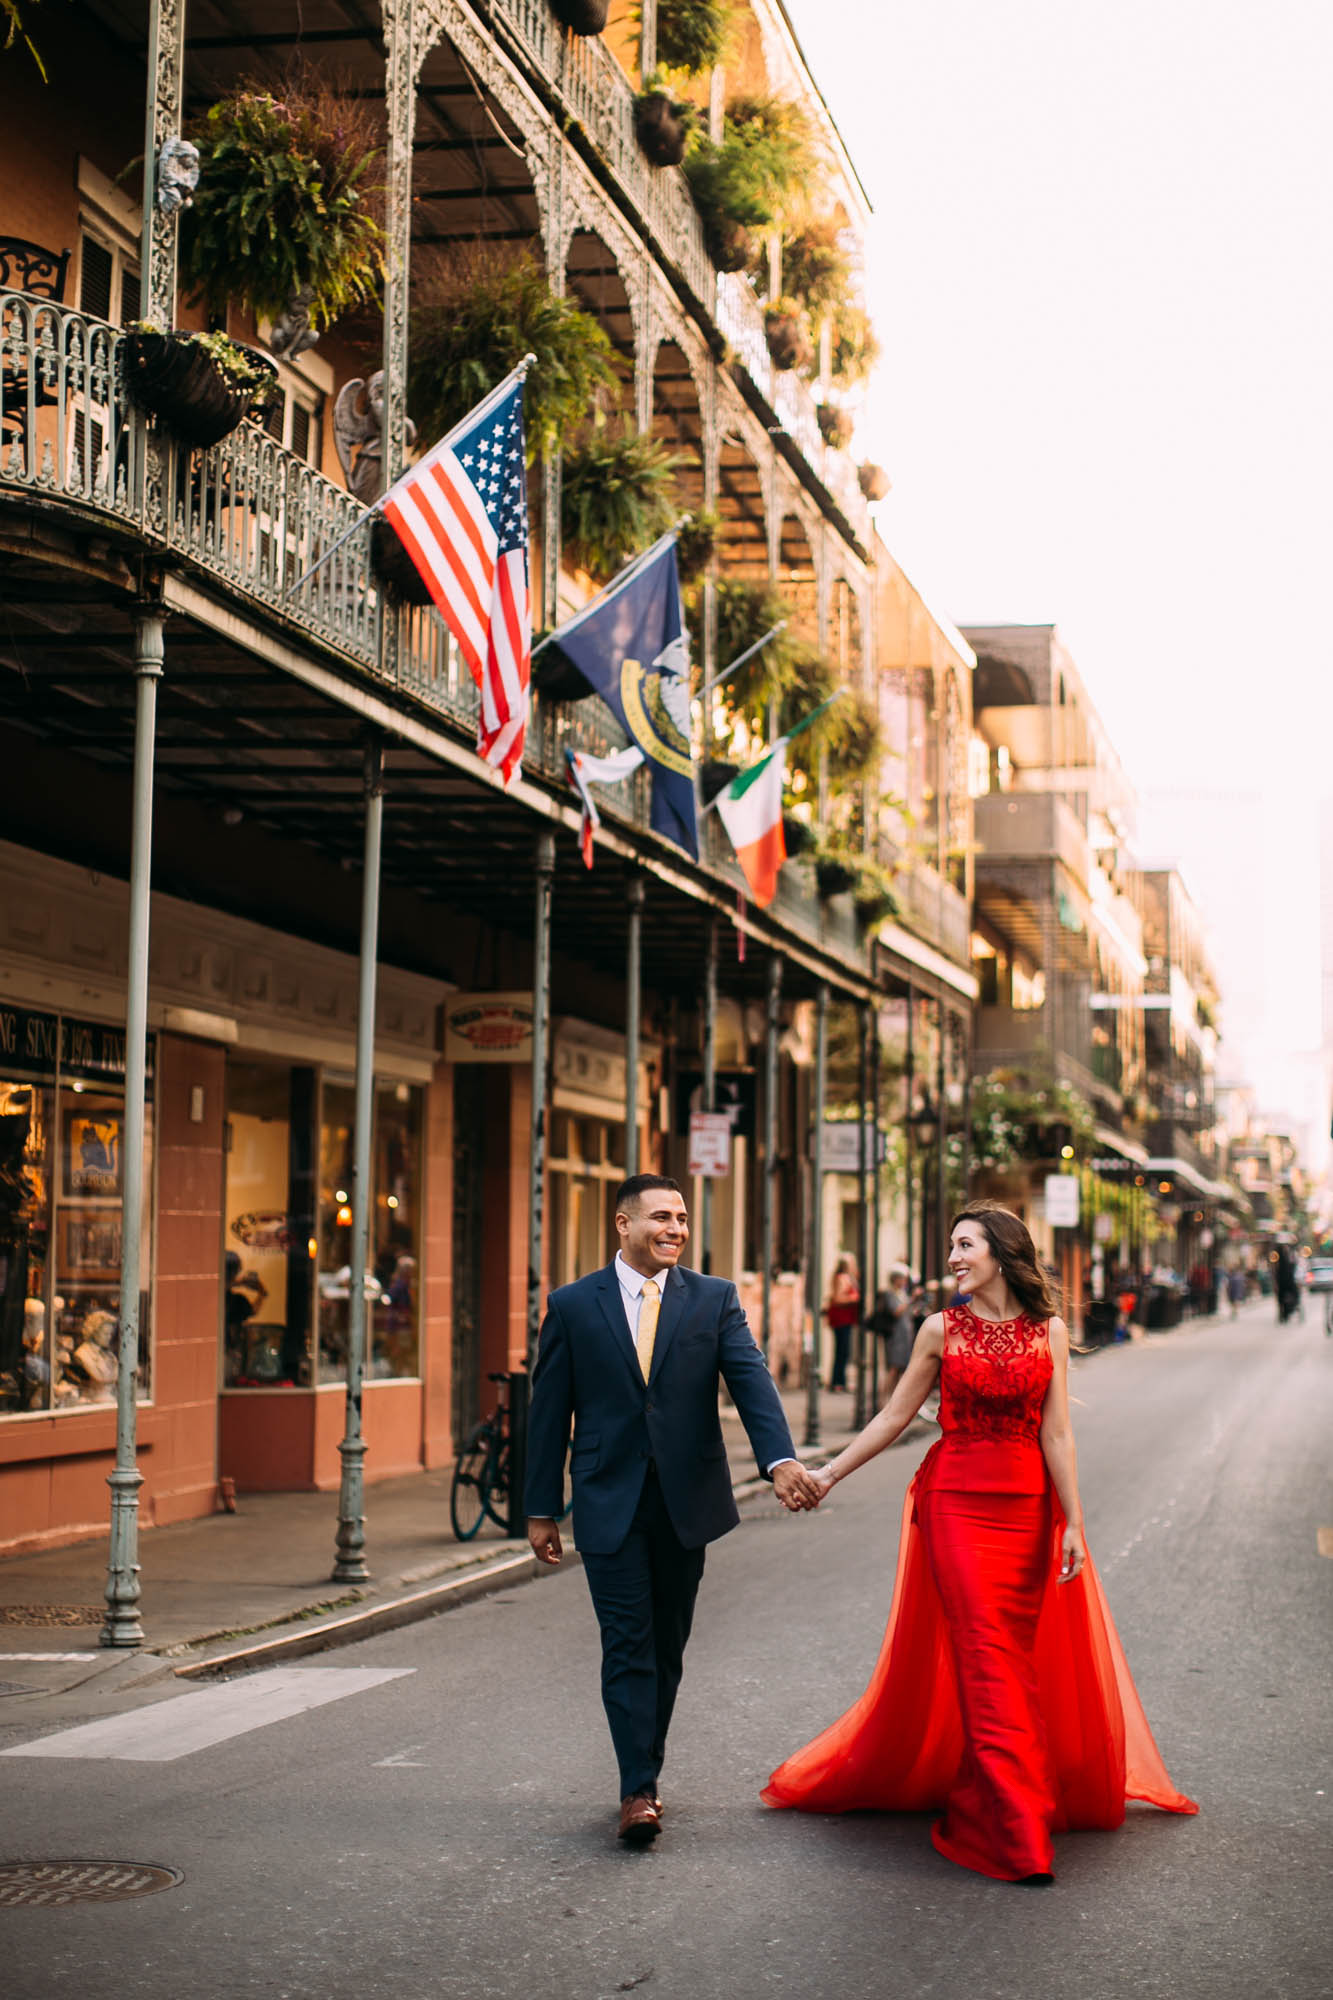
[{"xmin": 613, "ymin": 1173, "xmax": 682, "ymax": 1216}]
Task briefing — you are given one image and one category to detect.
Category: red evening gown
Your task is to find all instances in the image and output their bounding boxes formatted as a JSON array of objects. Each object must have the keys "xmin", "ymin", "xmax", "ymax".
[{"xmin": 762, "ymin": 1303, "xmax": 1197, "ymax": 1881}]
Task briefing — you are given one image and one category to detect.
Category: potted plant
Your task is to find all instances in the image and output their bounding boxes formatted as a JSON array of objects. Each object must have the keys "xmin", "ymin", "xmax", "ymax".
[
  {"xmin": 552, "ymin": 0, "xmax": 609, "ymax": 32},
  {"xmin": 530, "ymin": 634, "xmax": 596, "ymax": 701},
  {"xmin": 814, "ymin": 848, "xmax": 857, "ymax": 899},
  {"xmin": 674, "ymin": 507, "xmax": 720, "ymax": 583},
  {"xmin": 858, "ymin": 462, "xmax": 890, "ymax": 502},
  {"xmin": 764, "ymin": 295, "xmax": 814, "ymax": 373},
  {"xmin": 781, "ymin": 811, "xmax": 812, "ymax": 857},
  {"xmin": 851, "ymin": 857, "xmax": 900, "ymax": 932},
  {"xmin": 410, "ymin": 247, "xmax": 615, "ymax": 465},
  {"xmin": 635, "ymin": 73, "xmax": 696, "ymax": 168},
  {"xmin": 778, "ymin": 217, "xmax": 854, "ymax": 322},
  {"xmin": 646, "ymin": 0, "xmax": 736, "ymax": 75},
  {"xmin": 179, "ymin": 80, "xmax": 385, "ymax": 356},
  {"xmin": 831, "ymin": 301, "xmax": 881, "ymax": 387},
  {"xmin": 817, "ymin": 403, "xmax": 853, "ymax": 451},
  {"xmin": 123, "ymin": 325, "xmax": 277, "ymax": 447},
  {"xmin": 695, "ymin": 578, "xmax": 797, "ymax": 717},
  {"xmin": 685, "ymin": 95, "xmax": 814, "ymax": 275},
  {"xmin": 560, "ymin": 421, "xmax": 685, "ymax": 580}
]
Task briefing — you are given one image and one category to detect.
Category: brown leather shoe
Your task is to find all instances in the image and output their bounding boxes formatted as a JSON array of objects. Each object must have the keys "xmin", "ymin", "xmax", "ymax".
[{"xmin": 617, "ymin": 1793, "xmax": 661, "ymax": 1844}]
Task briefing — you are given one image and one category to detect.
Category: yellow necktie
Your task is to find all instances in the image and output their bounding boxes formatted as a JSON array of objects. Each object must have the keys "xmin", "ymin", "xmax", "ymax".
[{"xmin": 636, "ymin": 1279, "xmax": 661, "ymax": 1383}]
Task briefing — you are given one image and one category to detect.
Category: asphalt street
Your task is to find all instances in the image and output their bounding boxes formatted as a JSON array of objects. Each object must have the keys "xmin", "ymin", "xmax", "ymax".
[{"xmin": 1, "ymin": 1300, "xmax": 1328, "ymax": 2000}]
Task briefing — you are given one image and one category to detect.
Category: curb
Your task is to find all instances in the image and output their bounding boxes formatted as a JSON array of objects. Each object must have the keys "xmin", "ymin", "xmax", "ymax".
[{"xmin": 172, "ymin": 1549, "xmax": 540, "ymax": 1679}]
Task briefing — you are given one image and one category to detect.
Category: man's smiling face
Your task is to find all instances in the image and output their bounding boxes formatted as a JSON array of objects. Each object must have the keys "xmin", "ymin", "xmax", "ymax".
[{"xmin": 616, "ymin": 1189, "xmax": 689, "ymax": 1277}]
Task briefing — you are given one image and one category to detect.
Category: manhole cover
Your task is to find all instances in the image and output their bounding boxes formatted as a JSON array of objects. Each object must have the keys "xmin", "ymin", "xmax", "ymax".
[
  {"xmin": 0, "ymin": 1607, "xmax": 103, "ymax": 1627},
  {"xmin": 0, "ymin": 1861, "xmax": 183, "ymax": 1907}
]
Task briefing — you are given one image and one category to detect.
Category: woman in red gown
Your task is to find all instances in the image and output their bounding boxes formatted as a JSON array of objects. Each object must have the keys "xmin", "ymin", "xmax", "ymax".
[{"xmin": 763, "ymin": 1200, "xmax": 1197, "ymax": 1882}]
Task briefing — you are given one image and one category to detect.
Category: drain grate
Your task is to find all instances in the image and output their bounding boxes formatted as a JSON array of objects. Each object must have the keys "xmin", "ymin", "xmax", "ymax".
[{"xmin": 0, "ymin": 1861, "xmax": 183, "ymax": 1907}]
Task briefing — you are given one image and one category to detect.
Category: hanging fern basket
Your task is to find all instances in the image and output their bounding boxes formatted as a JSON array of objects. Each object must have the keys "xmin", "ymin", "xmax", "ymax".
[
  {"xmin": 124, "ymin": 330, "xmax": 276, "ymax": 448},
  {"xmin": 552, "ymin": 0, "xmax": 609, "ymax": 32},
  {"xmin": 635, "ymin": 92, "xmax": 691, "ymax": 168}
]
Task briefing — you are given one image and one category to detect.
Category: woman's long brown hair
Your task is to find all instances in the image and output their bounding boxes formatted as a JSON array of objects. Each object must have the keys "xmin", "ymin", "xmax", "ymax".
[{"xmin": 949, "ymin": 1199, "xmax": 1060, "ymax": 1320}]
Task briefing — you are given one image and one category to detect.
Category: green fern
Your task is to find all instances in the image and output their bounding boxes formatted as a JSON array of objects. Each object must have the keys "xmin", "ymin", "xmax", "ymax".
[
  {"xmin": 560, "ymin": 422, "xmax": 685, "ymax": 580},
  {"xmin": 684, "ymin": 94, "xmax": 816, "ymax": 235},
  {"xmin": 179, "ymin": 84, "xmax": 385, "ymax": 330},
  {"xmin": 410, "ymin": 250, "xmax": 615, "ymax": 465},
  {"xmin": 638, "ymin": 0, "xmax": 737, "ymax": 75}
]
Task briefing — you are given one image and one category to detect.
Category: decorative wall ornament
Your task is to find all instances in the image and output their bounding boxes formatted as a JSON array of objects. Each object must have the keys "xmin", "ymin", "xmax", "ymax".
[{"xmin": 155, "ymin": 136, "xmax": 200, "ymax": 214}]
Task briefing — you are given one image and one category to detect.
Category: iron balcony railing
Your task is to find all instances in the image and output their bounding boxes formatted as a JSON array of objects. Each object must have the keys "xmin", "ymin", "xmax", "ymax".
[{"xmin": 0, "ymin": 295, "xmax": 887, "ymax": 974}]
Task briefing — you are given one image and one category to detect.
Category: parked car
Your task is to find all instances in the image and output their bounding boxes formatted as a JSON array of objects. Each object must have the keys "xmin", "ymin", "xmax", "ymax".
[{"xmin": 1302, "ymin": 1258, "xmax": 1333, "ymax": 1293}]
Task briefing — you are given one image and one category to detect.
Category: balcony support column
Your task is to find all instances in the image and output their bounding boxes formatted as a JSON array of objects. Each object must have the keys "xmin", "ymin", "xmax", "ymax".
[
  {"xmin": 639, "ymin": 0, "xmax": 657, "ymax": 76},
  {"xmin": 382, "ymin": 0, "xmax": 425, "ymax": 490},
  {"xmin": 760, "ymin": 952, "xmax": 782, "ymax": 1358},
  {"xmin": 803, "ymin": 981, "xmax": 828, "ymax": 1450},
  {"xmin": 854, "ymin": 1002, "xmax": 871, "ymax": 1430},
  {"xmin": 527, "ymin": 831, "xmax": 556, "ymax": 1369},
  {"xmin": 101, "ymin": 604, "xmax": 164, "ymax": 1649},
  {"xmin": 332, "ymin": 739, "xmax": 386, "ymax": 1585},
  {"xmin": 139, "ymin": 0, "xmax": 187, "ymax": 328},
  {"xmin": 868, "ymin": 997, "xmax": 881, "ymax": 1412},
  {"xmin": 625, "ymin": 874, "xmax": 644, "ymax": 1179}
]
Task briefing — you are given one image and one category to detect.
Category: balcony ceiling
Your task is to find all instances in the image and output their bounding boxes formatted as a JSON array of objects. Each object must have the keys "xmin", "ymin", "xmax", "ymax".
[{"xmin": 0, "ymin": 556, "xmax": 867, "ymax": 1006}]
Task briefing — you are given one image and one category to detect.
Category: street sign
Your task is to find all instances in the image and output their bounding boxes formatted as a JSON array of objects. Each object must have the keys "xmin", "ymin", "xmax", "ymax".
[
  {"xmin": 688, "ymin": 1112, "xmax": 732, "ymax": 1178},
  {"xmin": 1045, "ymin": 1174, "xmax": 1080, "ymax": 1228},
  {"xmin": 820, "ymin": 1122, "xmax": 886, "ymax": 1172}
]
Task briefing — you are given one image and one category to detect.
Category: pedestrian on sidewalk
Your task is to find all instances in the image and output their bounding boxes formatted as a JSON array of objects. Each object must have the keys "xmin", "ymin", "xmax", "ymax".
[
  {"xmin": 525, "ymin": 1173, "xmax": 821, "ymax": 1847},
  {"xmin": 824, "ymin": 1254, "xmax": 860, "ymax": 1393},
  {"xmin": 870, "ymin": 1263, "xmax": 916, "ymax": 1401}
]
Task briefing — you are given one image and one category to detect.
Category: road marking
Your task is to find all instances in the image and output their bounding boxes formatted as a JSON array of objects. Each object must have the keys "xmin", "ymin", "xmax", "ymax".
[
  {"xmin": 1318, "ymin": 1527, "xmax": 1333, "ymax": 1558},
  {"xmin": 0, "ymin": 1653, "xmax": 100, "ymax": 1662},
  {"xmin": 0, "ymin": 1665, "xmax": 414, "ymax": 1762},
  {"xmin": 374, "ymin": 1743, "xmax": 429, "ymax": 1767}
]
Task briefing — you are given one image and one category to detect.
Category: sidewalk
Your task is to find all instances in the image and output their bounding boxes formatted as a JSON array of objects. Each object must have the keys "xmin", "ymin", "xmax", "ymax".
[{"xmin": 0, "ymin": 1383, "xmax": 872, "ymax": 1684}]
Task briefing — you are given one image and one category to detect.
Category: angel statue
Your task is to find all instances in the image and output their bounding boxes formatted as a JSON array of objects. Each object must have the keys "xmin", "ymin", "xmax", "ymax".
[{"xmin": 332, "ymin": 372, "xmax": 417, "ymax": 503}]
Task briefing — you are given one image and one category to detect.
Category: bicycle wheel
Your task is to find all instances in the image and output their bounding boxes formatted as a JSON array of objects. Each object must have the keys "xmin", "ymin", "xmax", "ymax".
[
  {"xmin": 480, "ymin": 1439, "xmax": 511, "ymax": 1530},
  {"xmin": 450, "ymin": 1422, "xmax": 492, "ymax": 1541}
]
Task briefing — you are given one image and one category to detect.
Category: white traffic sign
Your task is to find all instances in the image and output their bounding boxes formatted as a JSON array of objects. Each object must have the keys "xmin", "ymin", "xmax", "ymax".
[{"xmin": 688, "ymin": 1112, "xmax": 732, "ymax": 1178}]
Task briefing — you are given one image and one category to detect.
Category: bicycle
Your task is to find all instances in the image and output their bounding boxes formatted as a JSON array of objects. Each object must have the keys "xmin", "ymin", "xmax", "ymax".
[{"xmin": 450, "ymin": 1372, "xmax": 571, "ymax": 1541}]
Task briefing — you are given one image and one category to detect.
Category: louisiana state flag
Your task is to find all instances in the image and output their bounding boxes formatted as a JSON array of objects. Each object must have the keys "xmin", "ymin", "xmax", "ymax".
[{"xmin": 540, "ymin": 536, "xmax": 697, "ymax": 859}]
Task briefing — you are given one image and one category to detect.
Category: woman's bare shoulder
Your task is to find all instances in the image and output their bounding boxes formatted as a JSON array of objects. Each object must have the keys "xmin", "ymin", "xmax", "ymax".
[{"xmin": 916, "ymin": 1312, "xmax": 947, "ymax": 1351}]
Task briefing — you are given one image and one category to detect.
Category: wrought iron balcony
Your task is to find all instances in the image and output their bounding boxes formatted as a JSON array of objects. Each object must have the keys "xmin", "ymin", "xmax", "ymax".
[{"xmin": 0, "ymin": 295, "xmax": 876, "ymax": 974}]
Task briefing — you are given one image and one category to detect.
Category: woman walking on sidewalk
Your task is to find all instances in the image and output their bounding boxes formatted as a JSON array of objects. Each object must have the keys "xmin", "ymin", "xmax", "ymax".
[
  {"xmin": 763, "ymin": 1199, "xmax": 1197, "ymax": 1882},
  {"xmin": 824, "ymin": 1254, "xmax": 860, "ymax": 1393}
]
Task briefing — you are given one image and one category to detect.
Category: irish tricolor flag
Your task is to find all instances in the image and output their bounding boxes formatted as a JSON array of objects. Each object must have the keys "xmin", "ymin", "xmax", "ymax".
[{"xmin": 715, "ymin": 740, "xmax": 788, "ymax": 907}]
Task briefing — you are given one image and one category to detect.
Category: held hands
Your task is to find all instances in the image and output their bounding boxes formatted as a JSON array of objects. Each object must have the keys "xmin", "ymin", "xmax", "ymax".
[
  {"xmin": 771, "ymin": 1461, "xmax": 825, "ymax": 1512},
  {"xmin": 1057, "ymin": 1524, "xmax": 1087, "ymax": 1584},
  {"xmin": 528, "ymin": 1517, "xmax": 563, "ymax": 1567}
]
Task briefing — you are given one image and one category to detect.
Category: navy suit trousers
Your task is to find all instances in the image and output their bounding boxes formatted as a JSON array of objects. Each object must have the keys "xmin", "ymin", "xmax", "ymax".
[{"xmin": 579, "ymin": 1462, "xmax": 706, "ymax": 1797}]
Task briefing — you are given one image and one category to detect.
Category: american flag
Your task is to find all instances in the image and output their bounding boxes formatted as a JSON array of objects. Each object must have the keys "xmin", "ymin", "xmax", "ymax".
[{"xmin": 381, "ymin": 376, "xmax": 531, "ymax": 786}]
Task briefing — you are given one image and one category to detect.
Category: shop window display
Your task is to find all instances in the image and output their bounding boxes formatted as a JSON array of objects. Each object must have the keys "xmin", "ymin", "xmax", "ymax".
[
  {"xmin": 222, "ymin": 1063, "xmax": 316, "ymax": 1388},
  {"xmin": 0, "ymin": 1007, "xmax": 153, "ymax": 1417},
  {"xmin": 317, "ymin": 1080, "xmax": 422, "ymax": 1384}
]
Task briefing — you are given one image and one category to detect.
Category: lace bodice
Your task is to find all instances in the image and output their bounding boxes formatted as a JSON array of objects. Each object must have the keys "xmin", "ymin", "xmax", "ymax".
[{"xmin": 939, "ymin": 1303, "xmax": 1053, "ymax": 1444}]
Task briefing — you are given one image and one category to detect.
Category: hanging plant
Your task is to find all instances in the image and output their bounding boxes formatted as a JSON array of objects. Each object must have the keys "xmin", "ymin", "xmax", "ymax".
[
  {"xmin": 781, "ymin": 811, "xmax": 812, "ymax": 857},
  {"xmin": 2, "ymin": 0, "xmax": 50, "ymax": 77},
  {"xmin": 851, "ymin": 857, "xmax": 899, "ymax": 932},
  {"xmin": 824, "ymin": 686, "xmax": 883, "ymax": 786},
  {"xmin": 814, "ymin": 846, "xmax": 857, "ymax": 900},
  {"xmin": 858, "ymin": 461, "xmax": 890, "ymax": 502},
  {"xmin": 123, "ymin": 325, "xmax": 277, "ymax": 447},
  {"xmin": 674, "ymin": 507, "xmax": 721, "ymax": 583},
  {"xmin": 644, "ymin": 0, "xmax": 737, "ymax": 75},
  {"xmin": 551, "ymin": 0, "xmax": 609, "ymax": 33},
  {"xmin": 635, "ymin": 75, "xmax": 696, "ymax": 167},
  {"xmin": 830, "ymin": 300, "xmax": 880, "ymax": 386},
  {"xmin": 778, "ymin": 217, "xmax": 855, "ymax": 320},
  {"xmin": 409, "ymin": 246, "xmax": 615, "ymax": 465},
  {"xmin": 179, "ymin": 80, "xmax": 385, "ymax": 339},
  {"xmin": 689, "ymin": 578, "xmax": 799, "ymax": 717},
  {"xmin": 560, "ymin": 421, "xmax": 685, "ymax": 580},
  {"xmin": 700, "ymin": 758, "xmax": 740, "ymax": 805},
  {"xmin": 685, "ymin": 95, "xmax": 815, "ymax": 266},
  {"xmin": 817, "ymin": 403, "xmax": 853, "ymax": 451},
  {"xmin": 764, "ymin": 295, "xmax": 814, "ymax": 373}
]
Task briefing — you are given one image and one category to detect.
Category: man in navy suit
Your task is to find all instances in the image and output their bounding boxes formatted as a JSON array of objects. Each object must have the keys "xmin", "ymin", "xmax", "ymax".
[{"xmin": 526, "ymin": 1173, "xmax": 819, "ymax": 1844}]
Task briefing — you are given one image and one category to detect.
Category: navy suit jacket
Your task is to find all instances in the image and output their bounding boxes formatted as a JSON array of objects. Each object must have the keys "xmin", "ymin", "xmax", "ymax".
[{"xmin": 524, "ymin": 1261, "xmax": 796, "ymax": 1555}]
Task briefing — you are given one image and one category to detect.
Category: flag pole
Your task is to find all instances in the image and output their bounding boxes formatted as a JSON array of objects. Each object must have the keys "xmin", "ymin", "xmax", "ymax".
[
  {"xmin": 697, "ymin": 688, "xmax": 846, "ymax": 815},
  {"xmin": 531, "ymin": 526, "xmax": 681, "ymax": 659},
  {"xmin": 709, "ymin": 621, "xmax": 787, "ymax": 695},
  {"xmin": 286, "ymin": 352, "xmax": 538, "ymax": 595}
]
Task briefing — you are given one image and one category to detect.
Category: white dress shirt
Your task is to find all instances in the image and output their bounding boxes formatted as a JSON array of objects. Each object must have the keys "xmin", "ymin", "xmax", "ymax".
[{"xmin": 612, "ymin": 1252, "xmax": 795, "ymax": 1475}]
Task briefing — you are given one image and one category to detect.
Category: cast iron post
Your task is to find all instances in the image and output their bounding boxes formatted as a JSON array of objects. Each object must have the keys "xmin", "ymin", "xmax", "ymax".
[
  {"xmin": 854, "ymin": 1002, "xmax": 871, "ymax": 1429},
  {"xmin": 761, "ymin": 952, "xmax": 782, "ymax": 1356},
  {"xmin": 526, "ymin": 830, "xmax": 556, "ymax": 1370},
  {"xmin": 332, "ymin": 739, "xmax": 385, "ymax": 1584},
  {"xmin": 869, "ymin": 999, "xmax": 881, "ymax": 1412},
  {"xmin": 625, "ymin": 873, "xmax": 644, "ymax": 1179},
  {"xmin": 101, "ymin": 604, "xmax": 163, "ymax": 1648},
  {"xmin": 804, "ymin": 982, "xmax": 828, "ymax": 1449}
]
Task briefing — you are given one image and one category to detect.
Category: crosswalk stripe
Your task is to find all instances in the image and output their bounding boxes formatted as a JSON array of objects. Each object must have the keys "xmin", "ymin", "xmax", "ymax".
[{"xmin": 0, "ymin": 1666, "xmax": 415, "ymax": 1763}]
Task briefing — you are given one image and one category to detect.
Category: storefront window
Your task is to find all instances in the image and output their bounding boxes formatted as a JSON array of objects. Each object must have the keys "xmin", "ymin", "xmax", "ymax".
[
  {"xmin": 316, "ymin": 1079, "xmax": 422, "ymax": 1384},
  {"xmin": 222, "ymin": 1063, "xmax": 315, "ymax": 1388},
  {"xmin": 548, "ymin": 1111, "xmax": 625, "ymax": 1289},
  {"xmin": 0, "ymin": 1008, "xmax": 153, "ymax": 1417}
]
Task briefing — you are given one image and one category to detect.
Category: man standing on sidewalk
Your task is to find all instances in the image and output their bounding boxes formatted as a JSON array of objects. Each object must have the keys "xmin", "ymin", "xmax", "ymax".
[{"xmin": 525, "ymin": 1173, "xmax": 819, "ymax": 1846}]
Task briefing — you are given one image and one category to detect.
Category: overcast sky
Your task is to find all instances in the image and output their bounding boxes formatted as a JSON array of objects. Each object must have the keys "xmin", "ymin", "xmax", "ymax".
[{"xmin": 785, "ymin": 0, "xmax": 1333, "ymax": 1125}]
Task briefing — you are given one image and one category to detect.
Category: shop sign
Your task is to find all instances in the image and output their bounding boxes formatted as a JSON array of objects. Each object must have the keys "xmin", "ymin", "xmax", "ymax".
[
  {"xmin": 0, "ymin": 1003, "xmax": 153, "ymax": 1083},
  {"xmin": 1044, "ymin": 1174, "xmax": 1081, "ymax": 1228},
  {"xmin": 687, "ymin": 1112, "xmax": 732, "ymax": 1178},
  {"xmin": 1093, "ymin": 1212, "xmax": 1113, "ymax": 1243},
  {"xmin": 820, "ymin": 1122, "xmax": 888, "ymax": 1172},
  {"xmin": 444, "ymin": 992, "xmax": 533, "ymax": 1063}
]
